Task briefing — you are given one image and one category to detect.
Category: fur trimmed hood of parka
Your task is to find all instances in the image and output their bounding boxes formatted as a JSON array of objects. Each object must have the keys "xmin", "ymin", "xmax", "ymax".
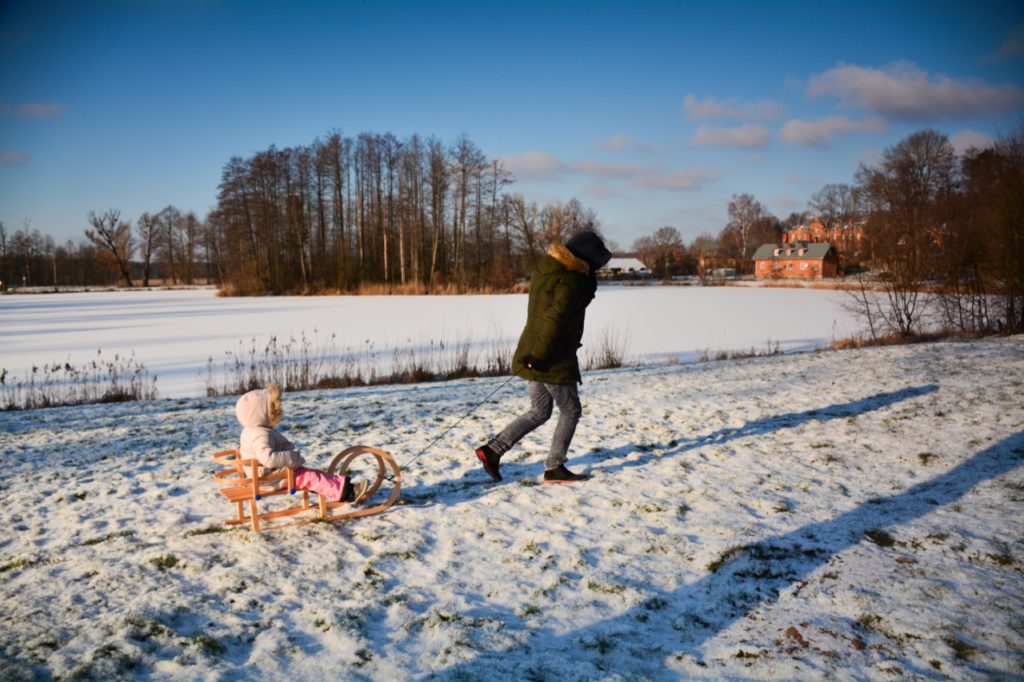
[
  {"xmin": 235, "ymin": 385, "xmax": 304, "ymax": 471},
  {"xmin": 512, "ymin": 240, "xmax": 599, "ymax": 385},
  {"xmin": 235, "ymin": 386, "xmax": 277, "ymax": 428},
  {"xmin": 548, "ymin": 241, "xmax": 591, "ymax": 274}
]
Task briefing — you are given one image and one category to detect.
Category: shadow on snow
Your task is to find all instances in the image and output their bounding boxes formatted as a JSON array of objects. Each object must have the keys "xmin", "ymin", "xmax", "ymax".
[{"xmin": 408, "ymin": 385, "xmax": 1023, "ymax": 679}]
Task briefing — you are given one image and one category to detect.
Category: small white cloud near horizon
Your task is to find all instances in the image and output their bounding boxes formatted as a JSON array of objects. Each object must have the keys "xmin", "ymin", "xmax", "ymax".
[
  {"xmin": 779, "ymin": 116, "xmax": 887, "ymax": 146},
  {"xmin": 692, "ymin": 123, "xmax": 770, "ymax": 149},
  {"xmin": 950, "ymin": 129, "xmax": 994, "ymax": 156},
  {"xmin": 0, "ymin": 150, "xmax": 29, "ymax": 165},
  {"xmin": 632, "ymin": 168, "xmax": 720, "ymax": 191},
  {"xmin": 572, "ymin": 159, "xmax": 648, "ymax": 178},
  {"xmin": 594, "ymin": 133, "xmax": 660, "ymax": 154},
  {"xmin": 858, "ymin": 147, "xmax": 883, "ymax": 168},
  {"xmin": 499, "ymin": 151, "xmax": 567, "ymax": 182},
  {"xmin": 773, "ymin": 195, "xmax": 802, "ymax": 211},
  {"xmin": 987, "ymin": 23, "xmax": 1024, "ymax": 61},
  {"xmin": 17, "ymin": 102, "xmax": 66, "ymax": 118},
  {"xmin": 683, "ymin": 94, "xmax": 782, "ymax": 121},
  {"xmin": 582, "ymin": 184, "xmax": 623, "ymax": 199},
  {"xmin": 807, "ymin": 62, "xmax": 1024, "ymax": 120}
]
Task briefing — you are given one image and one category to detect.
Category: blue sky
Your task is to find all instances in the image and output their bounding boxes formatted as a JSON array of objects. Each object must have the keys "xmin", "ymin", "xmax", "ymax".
[{"xmin": 1, "ymin": 0, "xmax": 1022, "ymax": 250}]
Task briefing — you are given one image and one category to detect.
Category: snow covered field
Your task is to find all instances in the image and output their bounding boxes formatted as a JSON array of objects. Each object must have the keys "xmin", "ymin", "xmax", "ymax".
[
  {"xmin": 0, "ymin": 286, "xmax": 860, "ymax": 399},
  {"xmin": 1, "ymin": 326, "xmax": 1022, "ymax": 679}
]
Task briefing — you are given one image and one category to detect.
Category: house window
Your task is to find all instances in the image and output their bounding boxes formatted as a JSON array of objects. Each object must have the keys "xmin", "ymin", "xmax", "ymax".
[{"xmin": 801, "ymin": 262, "xmax": 808, "ymax": 270}]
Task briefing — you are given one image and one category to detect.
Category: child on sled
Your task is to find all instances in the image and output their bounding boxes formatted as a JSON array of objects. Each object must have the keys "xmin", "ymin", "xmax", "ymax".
[{"xmin": 235, "ymin": 383, "xmax": 366, "ymax": 503}]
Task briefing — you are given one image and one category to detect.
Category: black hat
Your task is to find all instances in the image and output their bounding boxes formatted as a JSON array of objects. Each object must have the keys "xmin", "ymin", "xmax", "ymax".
[{"xmin": 566, "ymin": 230, "xmax": 612, "ymax": 270}]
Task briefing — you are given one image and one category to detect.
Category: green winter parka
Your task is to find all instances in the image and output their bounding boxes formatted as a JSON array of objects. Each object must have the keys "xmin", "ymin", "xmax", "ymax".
[{"xmin": 512, "ymin": 242, "xmax": 598, "ymax": 385}]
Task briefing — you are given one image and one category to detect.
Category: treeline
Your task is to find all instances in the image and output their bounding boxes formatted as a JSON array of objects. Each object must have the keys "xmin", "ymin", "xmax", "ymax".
[
  {"xmin": 626, "ymin": 127, "xmax": 1023, "ymax": 334},
  {"xmin": 851, "ymin": 127, "xmax": 1023, "ymax": 336},
  {"xmin": 0, "ymin": 205, "xmax": 217, "ymax": 289},
  {"xmin": 1, "ymin": 130, "xmax": 600, "ymax": 293},
  {"xmin": 209, "ymin": 131, "xmax": 596, "ymax": 294}
]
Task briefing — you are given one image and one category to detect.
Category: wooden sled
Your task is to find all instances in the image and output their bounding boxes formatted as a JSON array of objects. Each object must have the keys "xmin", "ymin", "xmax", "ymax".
[{"xmin": 212, "ymin": 446, "xmax": 401, "ymax": 531}]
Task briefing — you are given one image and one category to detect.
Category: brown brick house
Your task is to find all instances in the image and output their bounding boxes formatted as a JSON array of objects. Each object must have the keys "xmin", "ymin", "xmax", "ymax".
[
  {"xmin": 783, "ymin": 218, "xmax": 867, "ymax": 267},
  {"xmin": 752, "ymin": 242, "xmax": 839, "ymax": 280}
]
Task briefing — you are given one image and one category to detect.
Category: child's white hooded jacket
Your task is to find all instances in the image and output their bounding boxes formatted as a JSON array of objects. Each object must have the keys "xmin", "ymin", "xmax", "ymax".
[{"xmin": 235, "ymin": 388, "xmax": 305, "ymax": 472}]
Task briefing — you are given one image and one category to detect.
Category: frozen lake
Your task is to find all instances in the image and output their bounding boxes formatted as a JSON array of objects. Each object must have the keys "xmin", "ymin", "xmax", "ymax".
[{"xmin": 0, "ymin": 285, "xmax": 860, "ymax": 398}]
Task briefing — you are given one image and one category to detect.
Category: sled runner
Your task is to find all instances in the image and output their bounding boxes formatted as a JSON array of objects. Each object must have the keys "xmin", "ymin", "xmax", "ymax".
[{"xmin": 212, "ymin": 445, "xmax": 401, "ymax": 531}]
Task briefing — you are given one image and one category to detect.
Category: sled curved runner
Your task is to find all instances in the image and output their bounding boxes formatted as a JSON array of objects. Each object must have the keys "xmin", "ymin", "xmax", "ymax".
[{"xmin": 212, "ymin": 446, "xmax": 401, "ymax": 531}]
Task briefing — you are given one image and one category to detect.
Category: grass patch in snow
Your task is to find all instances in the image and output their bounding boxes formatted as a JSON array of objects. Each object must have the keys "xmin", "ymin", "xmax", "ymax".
[
  {"xmin": 149, "ymin": 554, "xmax": 181, "ymax": 571},
  {"xmin": 945, "ymin": 634, "xmax": 977, "ymax": 661},
  {"xmin": 81, "ymin": 530, "xmax": 134, "ymax": 546},
  {"xmin": 864, "ymin": 528, "xmax": 897, "ymax": 547},
  {"xmin": 183, "ymin": 525, "xmax": 233, "ymax": 537}
]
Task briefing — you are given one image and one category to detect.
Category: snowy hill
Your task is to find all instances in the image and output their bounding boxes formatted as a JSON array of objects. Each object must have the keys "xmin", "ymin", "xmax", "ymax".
[{"xmin": 1, "ymin": 335, "xmax": 1022, "ymax": 680}]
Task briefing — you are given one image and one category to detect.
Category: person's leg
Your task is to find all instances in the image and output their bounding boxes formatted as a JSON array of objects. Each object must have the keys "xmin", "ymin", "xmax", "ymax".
[
  {"xmin": 488, "ymin": 381, "xmax": 554, "ymax": 456},
  {"xmin": 544, "ymin": 383, "xmax": 582, "ymax": 472},
  {"xmin": 294, "ymin": 467, "xmax": 347, "ymax": 501}
]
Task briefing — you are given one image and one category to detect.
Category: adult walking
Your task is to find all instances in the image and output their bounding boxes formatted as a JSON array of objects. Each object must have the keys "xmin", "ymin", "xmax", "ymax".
[{"xmin": 475, "ymin": 229, "xmax": 612, "ymax": 483}]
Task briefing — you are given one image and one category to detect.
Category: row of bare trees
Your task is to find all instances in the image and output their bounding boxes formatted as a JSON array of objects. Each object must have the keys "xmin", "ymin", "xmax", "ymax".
[
  {"xmin": 628, "ymin": 127, "xmax": 1022, "ymax": 335},
  {"xmin": 0, "ymin": 204, "xmax": 213, "ymax": 290},
  {"xmin": 0, "ymin": 222, "xmax": 110, "ymax": 289},
  {"xmin": 851, "ymin": 127, "xmax": 1023, "ymax": 336},
  {"xmin": 209, "ymin": 131, "xmax": 599, "ymax": 293}
]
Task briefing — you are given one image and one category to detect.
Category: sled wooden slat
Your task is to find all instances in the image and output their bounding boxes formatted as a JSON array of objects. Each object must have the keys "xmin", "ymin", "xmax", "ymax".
[{"xmin": 211, "ymin": 446, "xmax": 401, "ymax": 532}]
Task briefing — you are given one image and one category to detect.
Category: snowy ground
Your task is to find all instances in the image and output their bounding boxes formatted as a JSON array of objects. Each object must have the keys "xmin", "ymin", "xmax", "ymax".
[
  {"xmin": 0, "ymin": 286, "xmax": 859, "ymax": 399},
  {"xmin": 1, "ymin": 334, "xmax": 1022, "ymax": 680}
]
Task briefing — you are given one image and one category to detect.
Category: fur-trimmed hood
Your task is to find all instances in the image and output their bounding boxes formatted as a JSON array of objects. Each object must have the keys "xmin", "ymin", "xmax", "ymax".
[
  {"xmin": 235, "ymin": 384, "xmax": 303, "ymax": 471},
  {"xmin": 547, "ymin": 242, "xmax": 591, "ymax": 273}
]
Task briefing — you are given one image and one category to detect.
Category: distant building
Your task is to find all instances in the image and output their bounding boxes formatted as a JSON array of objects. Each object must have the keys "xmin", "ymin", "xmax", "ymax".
[
  {"xmin": 599, "ymin": 257, "xmax": 651, "ymax": 278},
  {"xmin": 783, "ymin": 218, "xmax": 867, "ymax": 267},
  {"xmin": 752, "ymin": 242, "xmax": 839, "ymax": 280}
]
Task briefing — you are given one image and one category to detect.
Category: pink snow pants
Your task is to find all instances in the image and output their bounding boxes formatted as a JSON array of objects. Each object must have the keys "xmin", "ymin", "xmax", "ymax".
[{"xmin": 294, "ymin": 467, "xmax": 347, "ymax": 501}]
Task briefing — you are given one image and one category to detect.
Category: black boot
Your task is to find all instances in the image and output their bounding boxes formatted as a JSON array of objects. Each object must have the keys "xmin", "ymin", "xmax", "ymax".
[
  {"xmin": 543, "ymin": 464, "xmax": 589, "ymax": 484},
  {"xmin": 475, "ymin": 443, "xmax": 502, "ymax": 482}
]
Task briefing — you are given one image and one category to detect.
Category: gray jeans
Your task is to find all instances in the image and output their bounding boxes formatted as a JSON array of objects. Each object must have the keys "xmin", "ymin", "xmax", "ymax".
[{"xmin": 489, "ymin": 381, "xmax": 582, "ymax": 470}]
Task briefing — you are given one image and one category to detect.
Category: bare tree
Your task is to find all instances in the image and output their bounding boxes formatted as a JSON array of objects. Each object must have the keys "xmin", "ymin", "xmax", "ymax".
[
  {"xmin": 854, "ymin": 129, "xmax": 957, "ymax": 336},
  {"xmin": 633, "ymin": 226, "xmax": 684, "ymax": 279},
  {"xmin": 85, "ymin": 209, "xmax": 134, "ymax": 287},
  {"xmin": 809, "ymin": 183, "xmax": 860, "ymax": 227},
  {"xmin": 137, "ymin": 212, "xmax": 159, "ymax": 287},
  {"xmin": 688, "ymin": 232, "xmax": 719, "ymax": 279},
  {"xmin": 727, "ymin": 193, "xmax": 768, "ymax": 266},
  {"xmin": 504, "ymin": 194, "xmax": 541, "ymax": 261},
  {"xmin": 157, "ymin": 205, "xmax": 183, "ymax": 285}
]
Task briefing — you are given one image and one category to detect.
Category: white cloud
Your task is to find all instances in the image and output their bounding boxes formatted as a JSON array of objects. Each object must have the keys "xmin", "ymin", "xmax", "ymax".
[
  {"xmin": 632, "ymin": 168, "xmax": 720, "ymax": 191},
  {"xmin": 807, "ymin": 62, "xmax": 1024, "ymax": 120},
  {"xmin": 572, "ymin": 159, "xmax": 648, "ymax": 178},
  {"xmin": 0, "ymin": 150, "xmax": 29, "ymax": 165},
  {"xmin": 594, "ymin": 134, "xmax": 660, "ymax": 154},
  {"xmin": 858, "ymin": 147, "xmax": 883, "ymax": 168},
  {"xmin": 683, "ymin": 94, "xmax": 782, "ymax": 121},
  {"xmin": 988, "ymin": 23, "xmax": 1024, "ymax": 61},
  {"xmin": 499, "ymin": 151, "xmax": 567, "ymax": 182},
  {"xmin": 773, "ymin": 195, "xmax": 802, "ymax": 210},
  {"xmin": 582, "ymin": 184, "xmax": 623, "ymax": 199},
  {"xmin": 17, "ymin": 102, "xmax": 65, "ymax": 118},
  {"xmin": 779, "ymin": 116, "xmax": 887, "ymax": 146},
  {"xmin": 949, "ymin": 129, "xmax": 994, "ymax": 156},
  {"xmin": 692, "ymin": 123, "xmax": 770, "ymax": 149},
  {"xmin": 595, "ymin": 133, "xmax": 631, "ymax": 153}
]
